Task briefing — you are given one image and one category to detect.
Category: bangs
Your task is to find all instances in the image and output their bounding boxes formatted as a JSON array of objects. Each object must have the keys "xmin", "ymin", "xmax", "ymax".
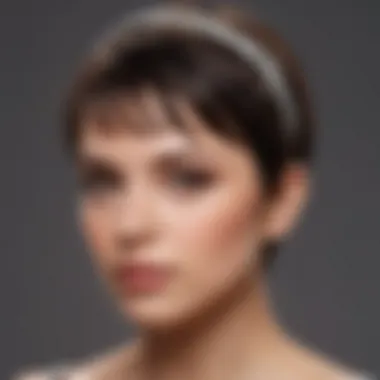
[{"xmin": 77, "ymin": 88, "xmax": 189, "ymax": 138}]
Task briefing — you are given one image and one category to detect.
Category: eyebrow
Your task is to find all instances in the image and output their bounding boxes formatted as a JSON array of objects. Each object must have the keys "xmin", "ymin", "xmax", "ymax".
[
  {"xmin": 152, "ymin": 150, "xmax": 210, "ymax": 167},
  {"xmin": 76, "ymin": 157, "xmax": 120, "ymax": 177},
  {"xmin": 77, "ymin": 142, "xmax": 214, "ymax": 172}
]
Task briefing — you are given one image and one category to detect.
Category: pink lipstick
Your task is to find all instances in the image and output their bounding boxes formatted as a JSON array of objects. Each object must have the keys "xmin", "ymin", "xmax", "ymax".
[{"xmin": 115, "ymin": 263, "xmax": 171, "ymax": 294}]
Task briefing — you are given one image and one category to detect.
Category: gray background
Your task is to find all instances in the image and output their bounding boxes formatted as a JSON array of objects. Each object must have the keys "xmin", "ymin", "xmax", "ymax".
[{"xmin": 0, "ymin": 0, "xmax": 379, "ymax": 378}]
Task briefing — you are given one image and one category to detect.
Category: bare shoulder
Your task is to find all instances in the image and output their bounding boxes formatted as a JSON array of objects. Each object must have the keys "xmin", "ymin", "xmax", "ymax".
[
  {"xmin": 13, "ymin": 343, "xmax": 136, "ymax": 380},
  {"xmin": 286, "ymin": 340, "xmax": 372, "ymax": 380}
]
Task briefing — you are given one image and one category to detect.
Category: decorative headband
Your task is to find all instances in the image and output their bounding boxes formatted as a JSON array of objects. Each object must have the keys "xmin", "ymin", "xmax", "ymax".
[{"xmin": 95, "ymin": 5, "xmax": 297, "ymax": 136}]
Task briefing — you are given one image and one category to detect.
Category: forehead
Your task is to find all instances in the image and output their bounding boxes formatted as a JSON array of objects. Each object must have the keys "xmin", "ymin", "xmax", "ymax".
[
  {"xmin": 78, "ymin": 90, "xmax": 233, "ymax": 156},
  {"xmin": 79, "ymin": 90, "xmax": 194, "ymax": 154},
  {"xmin": 79, "ymin": 129, "xmax": 193, "ymax": 164}
]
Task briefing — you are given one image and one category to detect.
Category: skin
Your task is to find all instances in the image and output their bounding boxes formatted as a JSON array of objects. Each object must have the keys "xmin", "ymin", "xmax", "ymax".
[{"xmin": 69, "ymin": 92, "xmax": 356, "ymax": 380}]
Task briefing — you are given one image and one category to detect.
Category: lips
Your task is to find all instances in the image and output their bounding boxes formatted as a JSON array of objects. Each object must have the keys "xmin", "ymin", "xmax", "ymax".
[{"xmin": 114, "ymin": 263, "xmax": 172, "ymax": 294}]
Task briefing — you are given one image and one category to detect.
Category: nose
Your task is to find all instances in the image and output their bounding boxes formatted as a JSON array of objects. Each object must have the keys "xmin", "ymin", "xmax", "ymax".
[{"xmin": 114, "ymin": 185, "xmax": 157, "ymax": 251}]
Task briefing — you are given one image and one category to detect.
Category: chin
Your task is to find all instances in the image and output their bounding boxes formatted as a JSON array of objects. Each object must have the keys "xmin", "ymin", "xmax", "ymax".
[{"xmin": 118, "ymin": 294, "xmax": 203, "ymax": 331}]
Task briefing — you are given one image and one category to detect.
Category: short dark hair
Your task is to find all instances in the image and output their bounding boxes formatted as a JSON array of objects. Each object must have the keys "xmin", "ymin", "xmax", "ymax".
[{"xmin": 63, "ymin": 3, "xmax": 314, "ymax": 268}]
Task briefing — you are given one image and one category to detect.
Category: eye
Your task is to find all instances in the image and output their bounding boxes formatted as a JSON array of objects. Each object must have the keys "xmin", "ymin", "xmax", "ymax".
[
  {"xmin": 78, "ymin": 166, "xmax": 120, "ymax": 196},
  {"xmin": 168, "ymin": 168, "xmax": 214, "ymax": 191}
]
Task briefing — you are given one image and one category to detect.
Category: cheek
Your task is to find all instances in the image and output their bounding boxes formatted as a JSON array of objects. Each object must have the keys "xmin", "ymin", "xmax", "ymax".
[
  {"xmin": 79, "ymin": 205, "xmax": 113, "ymax": 265},
  {"xmin": 175, "ymin": 186, "xmax": 265, "ymax": 288}
]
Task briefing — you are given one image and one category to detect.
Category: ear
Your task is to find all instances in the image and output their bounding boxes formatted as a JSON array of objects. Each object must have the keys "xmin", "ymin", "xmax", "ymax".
[{"xmin": 264, "ymin": 164, "xmax": 310, "ymax": 242}]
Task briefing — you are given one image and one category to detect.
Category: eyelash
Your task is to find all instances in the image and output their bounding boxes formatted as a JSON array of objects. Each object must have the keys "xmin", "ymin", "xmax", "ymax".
[
  {"xmin": 79, "ymin": 174, "xmax": 118, "ymax": 193},
  {"xmin": 168, "ymin": 169, "xmax": 214, "ymax": 190}
]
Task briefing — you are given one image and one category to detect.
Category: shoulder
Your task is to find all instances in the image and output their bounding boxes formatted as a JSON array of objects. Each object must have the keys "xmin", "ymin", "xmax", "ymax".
[
  {"xmin": 13, "ymin": 343, "xmax": 135, "ymax": 380},
  {"xmin": 277, "ymin": 335, "xmax": 373, "ymax": 380},
  {"xmin": 297, "ymin": 349, "xmax": 373, "ymax": 380}
]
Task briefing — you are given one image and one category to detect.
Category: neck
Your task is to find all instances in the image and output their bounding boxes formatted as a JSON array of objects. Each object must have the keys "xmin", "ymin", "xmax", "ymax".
[{"xmin": 134, "ymin": 276, "xmax": 289, "ymax": 380}]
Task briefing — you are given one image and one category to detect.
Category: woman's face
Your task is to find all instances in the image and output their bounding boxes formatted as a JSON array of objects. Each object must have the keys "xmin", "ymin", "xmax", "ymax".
[{"xmin": 76, "ymin": 92, "xmax": 298, "ymax": 329}]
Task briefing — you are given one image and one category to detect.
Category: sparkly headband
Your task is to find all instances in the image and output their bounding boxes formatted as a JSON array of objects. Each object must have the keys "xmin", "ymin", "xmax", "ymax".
[{"xmin": 95, "ymin": 5, "xmax": 297, "ymax": 136}]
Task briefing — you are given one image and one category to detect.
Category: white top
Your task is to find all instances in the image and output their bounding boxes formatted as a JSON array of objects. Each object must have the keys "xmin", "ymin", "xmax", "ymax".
[{"xmin": 13, "ymin": 364, "xmax": 375, "ymax": 380}]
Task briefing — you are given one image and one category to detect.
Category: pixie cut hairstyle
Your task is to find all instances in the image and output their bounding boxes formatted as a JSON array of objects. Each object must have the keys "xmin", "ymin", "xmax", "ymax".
[{"xmin": 63, "ymin": 3, "xmax": 314, "ymax": 265}]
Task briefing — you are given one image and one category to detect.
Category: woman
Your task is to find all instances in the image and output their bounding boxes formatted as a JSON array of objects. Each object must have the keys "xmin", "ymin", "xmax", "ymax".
[{"xmin": 16, "ymin": 2, "xmax": 371, "ymax": 380}]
